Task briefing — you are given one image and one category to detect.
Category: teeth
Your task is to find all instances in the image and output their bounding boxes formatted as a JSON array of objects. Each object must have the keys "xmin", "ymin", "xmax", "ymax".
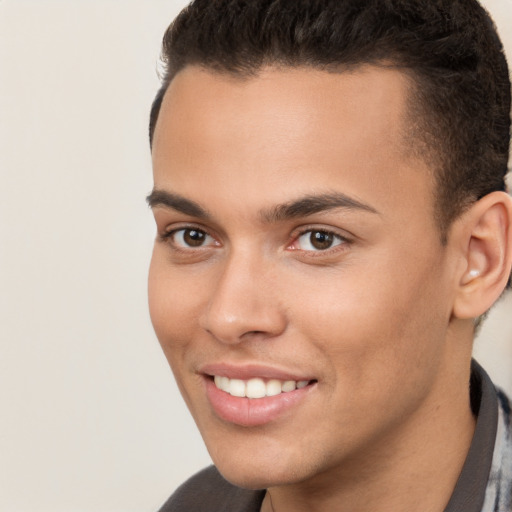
[
  {"xmin": 229, "ymin": 379, "xmax": 246, "ymax": 397},
  {"xmin": 282, "ymin": 380, "xmax": 296, "ymax": 392},
  {"xmin": 246, "ymin": 378, "xmax": 267, "ymax": 398},
  {"xmin": 219, "ymin": 376, "xmax": 230, "ymax": 392},
  {"xmin": 266, "ymin": 379, "xmax": 282, "ymax": 397},
  {"xmin": 213, "ymin": 376, "xmax": 310, "ymax": 398}
]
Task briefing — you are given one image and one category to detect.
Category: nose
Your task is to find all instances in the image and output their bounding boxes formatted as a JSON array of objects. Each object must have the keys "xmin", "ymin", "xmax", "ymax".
[{"xmin": 199, "ymin": 250, "xmax": 287, "ymax": 345}]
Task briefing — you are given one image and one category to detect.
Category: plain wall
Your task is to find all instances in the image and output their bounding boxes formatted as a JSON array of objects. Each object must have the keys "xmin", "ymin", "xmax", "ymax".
[{"xmin": 0, "ymin": 1, "xmax": 510, "ymax": 511}]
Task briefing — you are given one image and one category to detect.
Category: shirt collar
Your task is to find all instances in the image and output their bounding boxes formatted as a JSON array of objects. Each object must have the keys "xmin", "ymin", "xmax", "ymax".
[{"xmin": 444, "ymin": 360, "xmax": 498, "ymax": 512}]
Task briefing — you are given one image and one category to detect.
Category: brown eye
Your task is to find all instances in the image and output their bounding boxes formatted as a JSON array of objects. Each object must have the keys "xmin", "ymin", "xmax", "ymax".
[
  {"xmin": 310, "ymin": 231, "xmax": 334, "ymax": 250},
  {"xmin": 172, "ymin": 228, "xmax": 213, "ymax": 248},
  {"xmin": 183, "ymin": 229, "xmax": 206, "ymax": 247},
  {"xmin": 295, "ymin": 230, "xmax": 344, "ymax": 251}
]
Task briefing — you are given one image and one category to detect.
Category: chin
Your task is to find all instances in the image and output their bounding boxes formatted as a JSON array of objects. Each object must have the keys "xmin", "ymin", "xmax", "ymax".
[
  {"xmin": 219, "ymin": 471, "xmax": 273, "ymax": 490},
  {"xmin": 216, "ymin": 464, "xmax": 295, "ymax": 490},
  {"xmin": 209, "ymin": 445, "xmax": 310, "ymax": 490}
]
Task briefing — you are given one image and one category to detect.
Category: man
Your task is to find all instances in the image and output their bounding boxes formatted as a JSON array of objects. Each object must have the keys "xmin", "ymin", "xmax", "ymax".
[{"xmin": 146, "ymin": 1, "xmax": 512, "ymax": 510}]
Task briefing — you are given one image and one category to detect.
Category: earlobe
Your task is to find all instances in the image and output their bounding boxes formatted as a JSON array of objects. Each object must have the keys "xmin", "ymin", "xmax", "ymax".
[{"xmin": 452, "ymin": 191, "xmax": 512, "ymax": 320}]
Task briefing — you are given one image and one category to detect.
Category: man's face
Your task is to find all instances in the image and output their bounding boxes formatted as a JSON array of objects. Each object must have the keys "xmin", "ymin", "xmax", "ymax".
[{"xmin": 149, "ymin": 66, "xmax": 459, "ymax": 488}]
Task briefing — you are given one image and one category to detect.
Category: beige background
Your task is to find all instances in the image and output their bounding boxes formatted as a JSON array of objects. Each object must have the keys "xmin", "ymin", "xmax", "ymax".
[{"xmin": 0, "ymin": 1, "xmax": 510, "ymax": 511}]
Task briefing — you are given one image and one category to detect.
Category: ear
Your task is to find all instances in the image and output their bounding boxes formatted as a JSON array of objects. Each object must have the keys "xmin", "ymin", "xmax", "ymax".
[{"xmin": 452, "ymin": 191, "xmax": 512, "ymax": 320}]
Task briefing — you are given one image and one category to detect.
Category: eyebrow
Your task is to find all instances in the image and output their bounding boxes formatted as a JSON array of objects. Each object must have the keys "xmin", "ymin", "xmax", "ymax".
[
  {"xmin": 261, "ymin": 192, "xmax": 379, "ymax": 222},
  {"xmin": 146, "ymin": 189, "xmax": 210, "ymax": 219},
  {"xmin": 146, "ymin": 189, "xmax": 379, "ymax": 222}
]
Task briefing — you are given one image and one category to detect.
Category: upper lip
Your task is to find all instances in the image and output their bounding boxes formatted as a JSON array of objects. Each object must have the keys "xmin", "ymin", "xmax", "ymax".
[{"xmin": 199, "ymin": 362, "xmax": 315, "ymax": 382}]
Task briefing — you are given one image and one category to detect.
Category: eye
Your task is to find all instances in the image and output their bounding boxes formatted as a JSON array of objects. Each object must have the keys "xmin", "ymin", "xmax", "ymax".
[
  {"xmin": 168, "ymin": 228, "xmax": 216, "ymax": 248},
  {"xmin": 292, "ymin": 229, "xmax": 345, "ymax": 251}
]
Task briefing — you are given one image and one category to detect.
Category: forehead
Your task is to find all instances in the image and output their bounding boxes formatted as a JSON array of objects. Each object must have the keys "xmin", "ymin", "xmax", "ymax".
[{"xmin": 151, "ymin": 65, "xmax": 435, "ymax": 223}]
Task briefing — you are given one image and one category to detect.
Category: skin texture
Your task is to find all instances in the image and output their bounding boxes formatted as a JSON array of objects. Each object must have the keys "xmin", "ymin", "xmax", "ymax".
[{"xmin": 148, "ymin": 66, "xmax": 505, "ymax": 512}]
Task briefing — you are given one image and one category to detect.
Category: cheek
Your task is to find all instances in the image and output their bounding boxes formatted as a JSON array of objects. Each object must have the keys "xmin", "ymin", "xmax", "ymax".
[
  {"xmin": 148, "ymin": 250, "xmax": 202, "ymax": 356},
  {"xmin": 290, "ymin": 251, "xmax": 448, "ymax": 390},
  {"xmin": 148, "ymin": 252, "xmax": 211, "ymax": 416}
]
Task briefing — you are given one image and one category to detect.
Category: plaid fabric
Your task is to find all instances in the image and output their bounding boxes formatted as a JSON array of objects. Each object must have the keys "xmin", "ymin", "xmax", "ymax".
[{"xmin": 481, "ymin": 389, "xmax": 512, "ymax": 512}]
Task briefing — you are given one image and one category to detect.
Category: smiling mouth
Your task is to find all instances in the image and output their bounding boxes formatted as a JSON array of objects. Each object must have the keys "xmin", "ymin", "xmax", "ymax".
[
  {"xmin": 204, "ymin": 372, "xmax": 317, "ymax": 426},
  {"xmin": 212, "ymin": 376, "xmax": 316, "ymax": 399}
]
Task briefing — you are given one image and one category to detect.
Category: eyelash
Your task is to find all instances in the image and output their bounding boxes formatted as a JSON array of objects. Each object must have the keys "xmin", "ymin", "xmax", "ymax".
[
  {"xmin": 160, "ymin": 226, "xmax": 218, "ymax": 251},
  {"xmin": 288, "ymin": 228, "xmax": 350, "ymax": 255},
  {"xmin": 159, "ymin": 225, "xmax": 351, "ymax": 256}
]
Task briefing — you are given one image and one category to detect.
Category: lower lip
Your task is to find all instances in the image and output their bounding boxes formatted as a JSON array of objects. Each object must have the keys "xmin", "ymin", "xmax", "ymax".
[{"xmin": 204, "ymin": 377, "xmax": 315, "ymax": 427}]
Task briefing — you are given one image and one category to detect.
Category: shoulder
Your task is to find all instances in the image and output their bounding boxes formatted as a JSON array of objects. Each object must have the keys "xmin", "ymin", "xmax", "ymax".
[
  {"xmin": 481, "ymin": 387, "xmax": 512, "ymax": 512},
  {"xmin": 158, "ymin": 465, "xmax": 265, "ymax": 512}
]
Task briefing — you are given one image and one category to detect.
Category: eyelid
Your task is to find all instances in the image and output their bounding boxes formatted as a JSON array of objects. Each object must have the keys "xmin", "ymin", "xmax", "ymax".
[
  {"xmin": 159, "ymin": 223, "xmax": 221, "ymax": 249},
  {"xmin": 287, "ymin": 225, "xmax": 352, "ymax": 254},
  {"xmin": 157, "ymin": 221, "xmax": 352, "ymax": 256}
]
